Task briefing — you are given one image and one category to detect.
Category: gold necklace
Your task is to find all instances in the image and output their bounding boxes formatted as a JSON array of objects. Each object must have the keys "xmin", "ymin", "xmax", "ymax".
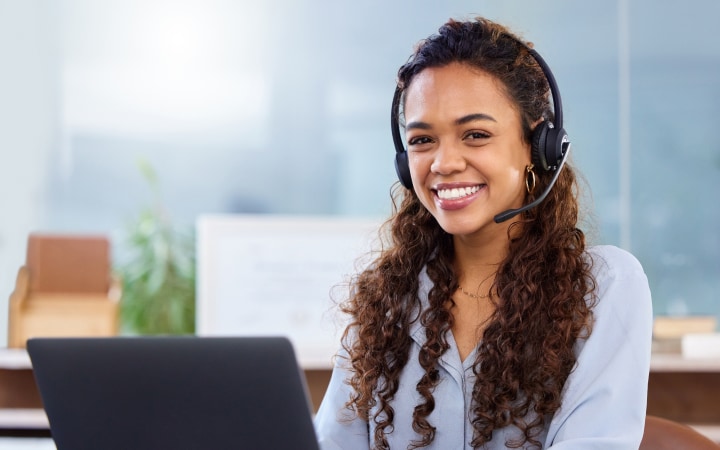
[{"xmin": 459, "ymin": 285, "xmax": 490, "ymax": 299}]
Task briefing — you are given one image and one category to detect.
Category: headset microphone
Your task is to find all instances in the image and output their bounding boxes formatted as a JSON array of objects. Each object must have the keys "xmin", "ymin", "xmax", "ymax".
[{"xmin": 493, "ymin": 140, "xmax": 570, "ymax": 223}]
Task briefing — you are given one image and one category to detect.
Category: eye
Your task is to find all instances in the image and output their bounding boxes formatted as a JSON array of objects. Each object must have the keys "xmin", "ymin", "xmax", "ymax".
[
  {"xmin": 463, "ymin": 130, "xmax": 491, "ymax": 141},
  {"xmin": 407, "ymin": 135, "xmax": 434, "ymax": 148}
]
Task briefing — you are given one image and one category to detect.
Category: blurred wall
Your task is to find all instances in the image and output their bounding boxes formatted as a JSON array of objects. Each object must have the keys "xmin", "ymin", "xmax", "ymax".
[
  {"xmin": 0, "ymin": 0, "xmax": 718, "ymax": 345},
  {"xmin": 0, "ymin": 1, "xmax": 59, "ymax": 344}
]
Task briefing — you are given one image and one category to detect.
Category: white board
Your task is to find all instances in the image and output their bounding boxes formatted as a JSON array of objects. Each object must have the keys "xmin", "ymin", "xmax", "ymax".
[{"xmin": 196, "ymin": 214, "xmax": 382, "ymax": 368}]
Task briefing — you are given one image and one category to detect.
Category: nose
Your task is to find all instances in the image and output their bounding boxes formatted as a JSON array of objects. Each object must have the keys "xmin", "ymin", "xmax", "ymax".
[{"xmin": 430, "ymin": 141, "xmax": 466, "ymax": 175}]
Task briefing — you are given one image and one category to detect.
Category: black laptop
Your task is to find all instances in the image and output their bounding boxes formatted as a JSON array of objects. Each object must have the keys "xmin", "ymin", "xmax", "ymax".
[{"xmin": 27, "ymin": 336, "xmax": 320, "ymax": 450}]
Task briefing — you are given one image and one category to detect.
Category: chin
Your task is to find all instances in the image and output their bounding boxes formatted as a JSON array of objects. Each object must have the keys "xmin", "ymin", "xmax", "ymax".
[{"xmin": 434, "ymin": 216, "xmax": 495, "ymax": 237}]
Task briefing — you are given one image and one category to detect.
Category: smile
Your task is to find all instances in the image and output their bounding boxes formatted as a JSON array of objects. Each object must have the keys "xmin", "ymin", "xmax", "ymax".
[{"xmin": 436, "ymin": 185, "xmax": 482, "ymax": 200}]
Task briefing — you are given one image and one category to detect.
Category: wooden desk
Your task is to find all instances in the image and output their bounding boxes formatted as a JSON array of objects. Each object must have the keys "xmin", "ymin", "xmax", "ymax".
[
  {"xmin": 0, "ymin": 349, "xmax": 49, "ymax": 437},
  {"xmin": 648, "ymin": 353, "xmax": 720, "ymax": 442},
  {"xmin": 2, "ymin": 349, "xmax": 718, "ymax": 442}
]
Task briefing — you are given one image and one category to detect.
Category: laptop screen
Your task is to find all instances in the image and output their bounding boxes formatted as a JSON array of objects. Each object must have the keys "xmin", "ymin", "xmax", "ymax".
[{"xmin": 27, "ymin": 336, "xmax": 320, "ymax": 450}]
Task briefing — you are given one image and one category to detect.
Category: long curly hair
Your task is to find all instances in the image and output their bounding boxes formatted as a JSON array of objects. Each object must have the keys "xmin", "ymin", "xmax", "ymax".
[{"xmin": 340, "ymin": 17, "xmax": 596, "ymax": 449}]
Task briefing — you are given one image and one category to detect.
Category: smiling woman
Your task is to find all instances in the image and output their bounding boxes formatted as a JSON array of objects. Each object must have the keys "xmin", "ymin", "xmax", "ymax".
[{"xmin": 314, "ymin": 16, "xmax": 653, "ymax": 450}]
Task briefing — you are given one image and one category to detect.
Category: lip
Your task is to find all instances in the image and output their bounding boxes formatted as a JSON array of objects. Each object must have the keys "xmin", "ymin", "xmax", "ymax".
[{"xmin": 432, "ymin": 182, "xmax": 485, "ymax": 211}]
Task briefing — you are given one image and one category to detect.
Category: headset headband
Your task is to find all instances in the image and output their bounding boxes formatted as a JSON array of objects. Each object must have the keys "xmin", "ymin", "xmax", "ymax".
[{"xmin": 391, "ymin": 46, "xmax": 564, "ymax": 156}]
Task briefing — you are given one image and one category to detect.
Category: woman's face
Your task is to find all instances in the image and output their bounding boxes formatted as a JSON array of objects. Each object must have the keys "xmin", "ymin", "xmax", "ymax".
[{"xmin": 403, "ymin": 62, "xmax": 531, "ymax": 239}]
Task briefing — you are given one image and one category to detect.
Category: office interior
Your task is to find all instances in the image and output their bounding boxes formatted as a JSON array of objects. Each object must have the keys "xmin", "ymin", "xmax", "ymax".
[{"xmin": 0, "ymin": 0, "xmax": 719, "ymax": 447}]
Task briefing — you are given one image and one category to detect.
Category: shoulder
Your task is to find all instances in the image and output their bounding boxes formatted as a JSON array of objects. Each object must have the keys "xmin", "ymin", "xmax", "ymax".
[
  {"xmin": 584, "ymin": 245, "xmax": 652, "ymax": 329},
  {"xmin": 548, "ymin": 246, "xmax": 652, "ymax": 447},
  {"xmin": 586, "ymin": 244, "xmax": 646, "ymax": 280},
  {"xmin": 585, "ymin": 245, "xmax": 650, "ymax": 303}
]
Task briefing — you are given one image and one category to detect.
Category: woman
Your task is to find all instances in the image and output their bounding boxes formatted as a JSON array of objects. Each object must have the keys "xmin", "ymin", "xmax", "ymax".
[{"xmin": 314, "ymin": 16, "xmax": 652, "ymax": 449}]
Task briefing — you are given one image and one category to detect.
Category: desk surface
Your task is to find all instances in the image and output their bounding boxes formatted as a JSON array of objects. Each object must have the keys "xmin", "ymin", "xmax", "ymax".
[
  {"xmin": 6, "ymin": 348, "xmax": 720, "ymax": 371},
  {"xmin": 0, "ymin": 349, "xmax": 32, "ymax": 369},
  {"xmin": 650, "ymin": 353, "xmax": 720, "ymax": 372},
  {"xmin": 0, "ymin": 409, "xmax": 48, "ymax": 429}
]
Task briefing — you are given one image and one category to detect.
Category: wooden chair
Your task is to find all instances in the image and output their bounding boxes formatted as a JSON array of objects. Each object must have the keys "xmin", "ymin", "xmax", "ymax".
[
  {"xmin": 7, "ymin": 233, "xmax": 120, "ymax": 348},
  {"xmin": 641, "ymin": 415, "xmax": 719, "ymax": 449}
]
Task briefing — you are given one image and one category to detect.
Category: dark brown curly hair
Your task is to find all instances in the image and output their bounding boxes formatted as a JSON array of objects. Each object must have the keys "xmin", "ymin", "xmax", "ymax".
[{"xmin": 340, "ymin": 17, "xmax": 596, "ymax": 449}]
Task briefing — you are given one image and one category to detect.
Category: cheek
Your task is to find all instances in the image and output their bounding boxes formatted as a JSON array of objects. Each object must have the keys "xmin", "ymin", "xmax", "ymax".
[
  {"xmin": 407, "ymin": 153, "xmax": 428, "ymax": 185},
  {"xmin": 503, "ymin": 144, "xmax": 532, "ymax": 190},
  {"xmin": 503, "ymin": 166, "xmax": 528, "ymax": 198},
  {"xmin": 407, "ymin": 156, "xmax": 435, "ymax": 207},
  {"xmin": 508, "ymin": 165, "xmax": 525, "ymax": 183}
]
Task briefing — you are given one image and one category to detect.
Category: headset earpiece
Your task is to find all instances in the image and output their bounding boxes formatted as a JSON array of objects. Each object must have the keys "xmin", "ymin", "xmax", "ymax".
[
  {"xmin": 547, "ymin": 125, "xmax": 569, "ymax": 170},
  {"xmin": 391, "ymin": 86, "xmax": 414, "ymax": 188},
  {"xmin": 531, "ymin": 121, "xmax": 568, "ymax": 171},
  {"xmin": 531, "ymin": 121, "xmax": 551, "ymax": 170},
  {"xmin": 394, "ymin": 151, "xmax": 413, "ymax": 189}
]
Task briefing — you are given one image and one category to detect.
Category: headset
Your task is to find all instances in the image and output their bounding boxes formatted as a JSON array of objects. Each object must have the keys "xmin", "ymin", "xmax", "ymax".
[{"xmin": 391, "ymin": 45, "xmax": 571, "ymax": 223}]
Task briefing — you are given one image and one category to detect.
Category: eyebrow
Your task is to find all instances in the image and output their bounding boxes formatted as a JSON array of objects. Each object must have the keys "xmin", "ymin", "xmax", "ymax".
[
  {"xmin": 405, "ymin": 113, "xmax": 497, "ymax": 131},
  {"xmin": 455, "ymin": 113, "xmax": 497, "ymax": 125}
]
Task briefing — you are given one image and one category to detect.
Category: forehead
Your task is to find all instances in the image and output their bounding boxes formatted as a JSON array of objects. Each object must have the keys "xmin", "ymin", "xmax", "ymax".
[{"xmin": 403, "ymin": 62, "xmax": 519, "ymax": 123}]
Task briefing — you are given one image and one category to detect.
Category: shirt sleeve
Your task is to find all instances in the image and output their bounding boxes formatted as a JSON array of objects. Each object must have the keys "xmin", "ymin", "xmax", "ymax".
[
  {"xmin": 545, "ymin": 245, "xmax": 654, "ymax": 449},
  {"xmin": 313, "ymin": 350, "xmax": 370, "ymax": 450}
]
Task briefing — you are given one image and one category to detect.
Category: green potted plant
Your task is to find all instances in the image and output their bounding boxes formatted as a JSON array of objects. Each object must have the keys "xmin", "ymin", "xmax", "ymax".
[{"xmin": 116, "ymin": 160, "xmax": 196, "ymax": 335}]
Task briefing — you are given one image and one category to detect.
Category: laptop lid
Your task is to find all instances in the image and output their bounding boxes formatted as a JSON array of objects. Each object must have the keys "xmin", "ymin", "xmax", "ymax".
[{"xmin": 27, "ymin": 336, "xmax": 320, "ymax": 450}]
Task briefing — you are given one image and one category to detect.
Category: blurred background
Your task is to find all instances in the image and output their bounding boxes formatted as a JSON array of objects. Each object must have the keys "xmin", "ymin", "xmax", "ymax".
[{"xmin": 0, "ymin": 0, "xmax": 718, "ymax": 345}]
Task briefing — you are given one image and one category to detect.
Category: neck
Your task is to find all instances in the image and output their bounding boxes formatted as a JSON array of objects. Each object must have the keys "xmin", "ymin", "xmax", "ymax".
[{"xmin": 453, "ymin": 225, "xmax": 513, "ymax": 290}]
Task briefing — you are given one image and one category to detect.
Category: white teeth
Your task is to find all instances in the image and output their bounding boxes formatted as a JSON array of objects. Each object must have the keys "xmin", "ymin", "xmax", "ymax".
[{"xmin": 437, "ymin": 185, "xmax": 480, "ymax": 200}]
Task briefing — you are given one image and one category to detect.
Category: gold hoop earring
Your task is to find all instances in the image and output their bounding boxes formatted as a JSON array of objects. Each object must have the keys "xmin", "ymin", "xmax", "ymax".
[{"xmin": 525, "ymin": 164, "xmax": 536, "ymax": 194}]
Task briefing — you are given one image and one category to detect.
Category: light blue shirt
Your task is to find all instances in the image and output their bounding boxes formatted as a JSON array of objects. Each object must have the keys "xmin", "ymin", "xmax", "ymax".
[{"xmin": 314, "ymin": 245, "xmax": 653, "ymax": 449}]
